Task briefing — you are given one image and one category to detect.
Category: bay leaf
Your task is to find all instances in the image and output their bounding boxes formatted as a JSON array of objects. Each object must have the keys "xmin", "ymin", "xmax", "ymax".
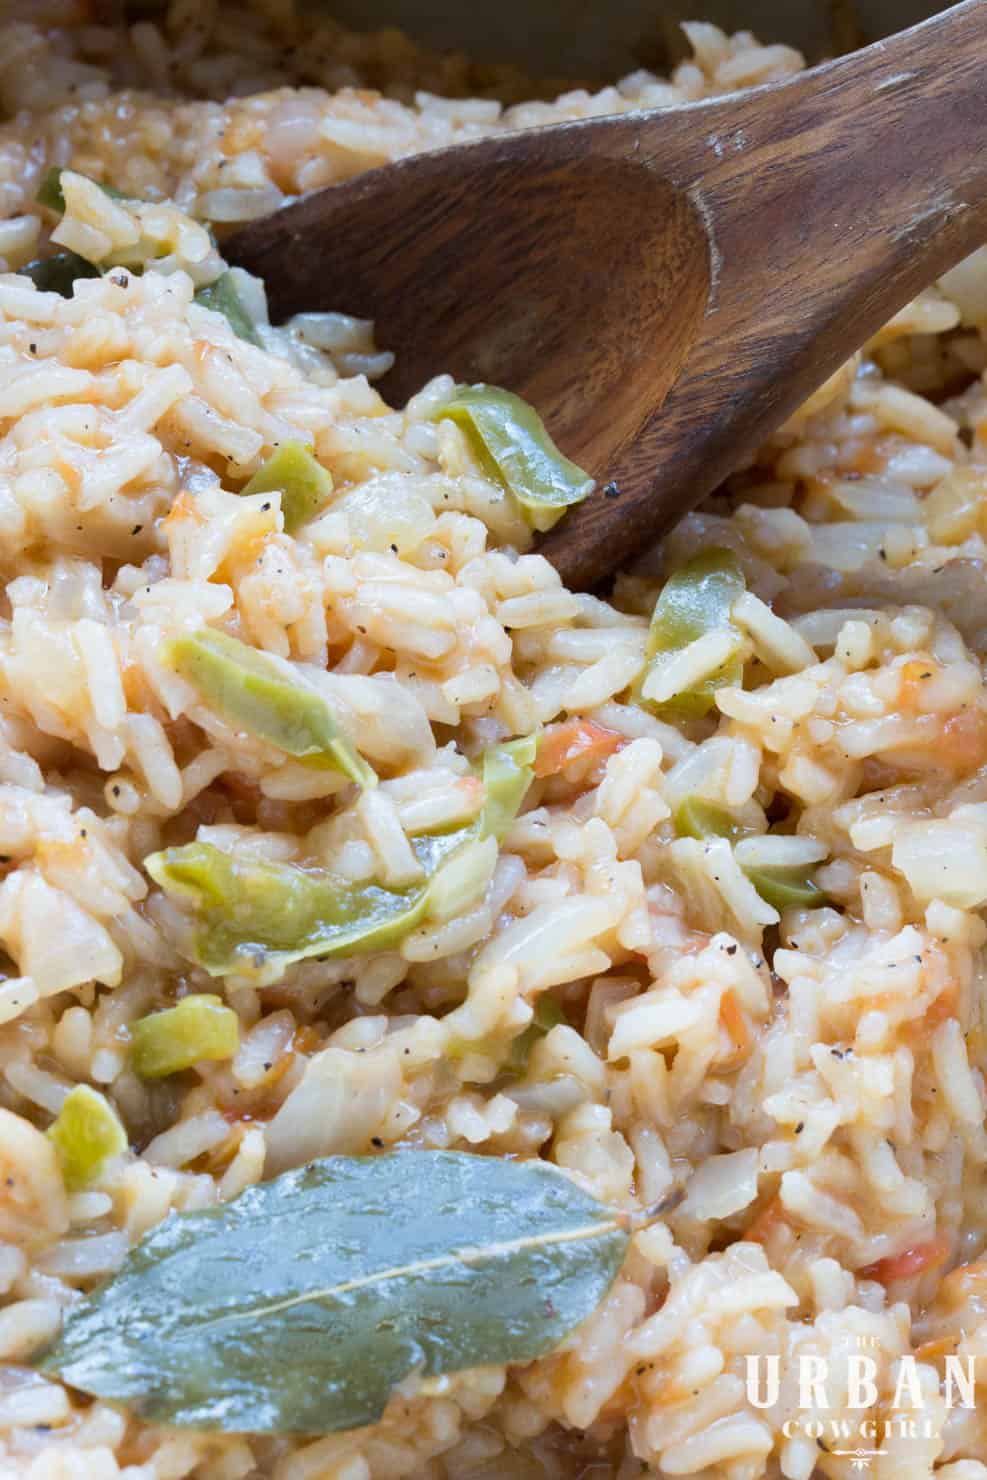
[{"xmin": 40, "ymin": 1151, "xmax": 627, "ymax": 1435}]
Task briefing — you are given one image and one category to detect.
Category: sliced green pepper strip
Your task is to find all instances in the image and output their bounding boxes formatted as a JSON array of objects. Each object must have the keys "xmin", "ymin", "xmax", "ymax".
[
  {"xmin": 131, "ymin": 994, "xmax": 240, "ymax": 1079},
  {"xmin": 505, "ymin": 993, "xmax": 566, "ymax": 1073},
  {"xmin": 741, "ymin": 866, "xmax": 828, "ymax": 912},
  {"xmin": 168, "ymin": 629, "xmax": 376, "ymax": 790},
  {"xmin": 479, "ymin": 734, "xmax": 538, "ymax": 841},
  {"xmin": 674, "ymin": 797, "xmax": 756, "ymax": 846},
  {"xmin": 194, "ymin": 272, "xmax": 261, "ymax": 347},
  {"xmin": 435, "ymin": 384, "xmax": 593, "ymax": 533},
  {"xmin": 241, "ymin": 442, "xmax": 333, "ymax": 533},
  {"xmin": 36, "ymin": 169, "xmax": 65, "ymax": 214},
  {"xmin": 47, "ymin": 1086, "xmax": 127, "ymax": 1193},
  {"xmin": 447, "ymin": 991, "xmax": 564, "ymax": 1072},
  {"xmin": 18, "ymin": 252, "xmax": 101, "ymax": 297},
  {"xmin": 638, "ymin": 549, "xmax": 746, "ymax": 719},
  {"xmin": 36, "ymin": 167, "xmax": 130, "ymax": 215},
  {"xmin": 145, "ymin": 827, "xmax": 474, "ymax": 980},
  {"xmin": 673, "ymin": 798, "xmax": 827, "ymax": 912}
]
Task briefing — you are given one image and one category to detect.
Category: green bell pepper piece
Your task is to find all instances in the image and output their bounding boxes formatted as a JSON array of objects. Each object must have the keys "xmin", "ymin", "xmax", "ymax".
[
  {"xmin": 131, "ymin": 994, "xmax": 240, "ymax": 1079},
  {"xmin": 740, "ymin": 866, "xmax": 828, "ymax": 912},
  {"xmin": 674, "ymin": 798, "xmax": 827, "ymax": 913},
  {"xmin": 240, "ymin": 442, "xmax": 333, "ymax": 532},
  {"xmin": 47, "ymin": 1086, "xmax": 127, "ymax": 1192},
  {"xmin": 674, "ymin": 797, "xmax": 756, "ymax": 846},
  {"xmin": 18, "ymin": 252, "xmax": 101, "ymax": 297},
  {"xmin": 505, "ymin": 994, "xmax": 566, "ymax": 1073},
  {"xmin": 638, "ymin": 549, "xmax": 746, "ymax": 719},
  {"xmin": 193, "ymin": 272, "xmax": 261, "ymax": 347},
  {"xmin": 447, "ymin": 990, "xmax": 564, "ymax": 1072},
  {"xmin": 479, "ymin": 734, "xmax": 538, "ymax": 841},
  {"xmin": 435, "ymin": 384, "xmax": 593, "ymax": 533},
  {"xmin": 168, "ymin": 628, "xmax": 375, "ymax": 789},
  {"xmin": 36, "ymin": 167, "xmax": 129, "ymax": 215},
  {"xmin": 145, "ymin": 826, "xmax": 475, "ymax": 981}
]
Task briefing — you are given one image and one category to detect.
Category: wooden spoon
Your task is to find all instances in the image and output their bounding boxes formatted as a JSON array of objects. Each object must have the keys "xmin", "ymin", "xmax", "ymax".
[{"xmin": 227, "ymin": 0, "xmax": 987, "ymax": 589}]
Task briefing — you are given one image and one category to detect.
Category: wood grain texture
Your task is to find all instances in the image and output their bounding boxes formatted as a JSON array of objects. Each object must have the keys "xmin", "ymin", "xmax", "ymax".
[{"xmin": 227, "ymin": 0, "xmax": 987, "ymax": 589}]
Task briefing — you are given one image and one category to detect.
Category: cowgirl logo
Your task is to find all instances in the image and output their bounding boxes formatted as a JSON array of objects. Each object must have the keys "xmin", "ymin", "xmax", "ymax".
[{"xmin": 745, "ymin": 1338, "xmax": 977, "ymax": 1469}]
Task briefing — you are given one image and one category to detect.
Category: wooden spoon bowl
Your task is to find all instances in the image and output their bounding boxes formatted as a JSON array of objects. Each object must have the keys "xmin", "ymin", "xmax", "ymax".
[{"xmin": 228, "ymin": 0, "xmax": 987, "ymax": 588}]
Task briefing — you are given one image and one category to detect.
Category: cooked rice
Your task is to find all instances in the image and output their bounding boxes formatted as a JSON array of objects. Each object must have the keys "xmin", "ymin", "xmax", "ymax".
[{"xmin": 0, "ymin": 3, "xmax": 985, "ymax": 1478}]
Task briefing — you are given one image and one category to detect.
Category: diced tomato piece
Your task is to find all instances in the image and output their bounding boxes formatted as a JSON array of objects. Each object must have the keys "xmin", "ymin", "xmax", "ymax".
[
  {"xmin": 745, "ymin": 1195, "xmax": 785, "ymax": 1245},
  {"xmin": 718, "ymin": 988, "xmax": 752, "ymax": 1071},
  {"xmin": 897, "ymin": 660, "xmax": 939, "ymax": 712},
  {"xmin": 940, "ymin": 709, "xmax": 987, "ymax": 773},
  {"xmin": 163, "ymin": 490, "xmax": 207, "ymax": 531},
  {"xmin": 860, "ymin": 1233, "xmax": 951, "ymax": 1284},
  {"xmin": 533, "ymin": 719, "xmax": 624, "ymax": 779},
  {"xmin": 922, "ymin": 984, "xmax": 959, "ymax": 1031}
]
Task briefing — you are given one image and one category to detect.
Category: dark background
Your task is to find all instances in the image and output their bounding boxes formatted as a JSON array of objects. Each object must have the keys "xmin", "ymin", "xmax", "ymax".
[{"xmin": 318, "ymin": 0, "xmax": 950, "ymax": 87}]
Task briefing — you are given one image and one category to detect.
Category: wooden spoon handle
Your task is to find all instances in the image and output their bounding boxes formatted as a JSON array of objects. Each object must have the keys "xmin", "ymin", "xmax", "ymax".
[{"xmin": 540, "ymin": 0, "xmax": 987, "ymax": 588}]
